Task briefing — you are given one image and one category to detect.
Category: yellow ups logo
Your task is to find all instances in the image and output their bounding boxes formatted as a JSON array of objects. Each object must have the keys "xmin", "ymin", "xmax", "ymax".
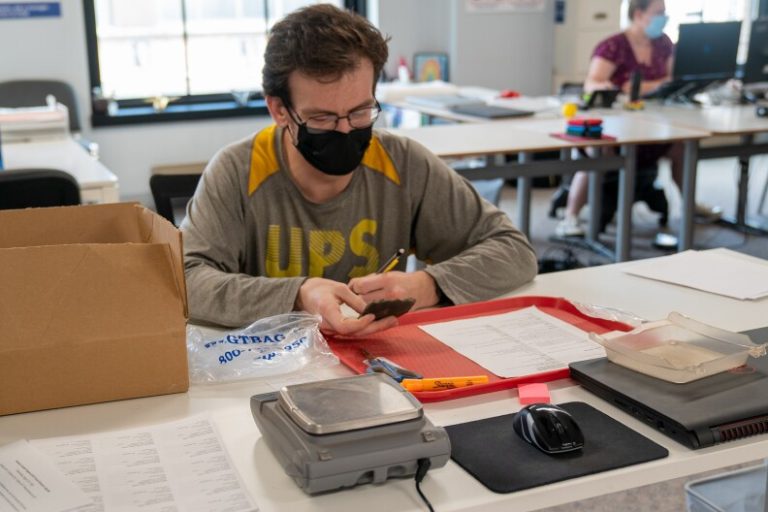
[{"xmin": 265, "ymin": 219, "xmax": 379, "ymax": 279}]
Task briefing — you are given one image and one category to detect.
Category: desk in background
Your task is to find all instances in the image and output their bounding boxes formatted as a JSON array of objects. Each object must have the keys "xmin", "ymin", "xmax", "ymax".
[
  {"xmin": 3, "ymin": 138, "xmax": 119, "ymax": 204},
  {"xmin": 389, "ymin": 116, "xmax": 708, "ymax": 262},
  {"xmin": 634, "ymin": 103, "xmax": 768, "ymax": 236},
  {"xmin": 1, "ymin": 250, "xmax": 767, "ymax": 511},
  {"xmin": 390, "ymin": 97, "xmax": 711, "ymax": 258}
]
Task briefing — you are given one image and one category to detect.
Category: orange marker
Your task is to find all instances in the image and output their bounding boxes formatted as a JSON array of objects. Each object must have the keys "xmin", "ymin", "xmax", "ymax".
[{"xmin": 401, "ymin": 376, "xmax": 489, "ymax": 392}]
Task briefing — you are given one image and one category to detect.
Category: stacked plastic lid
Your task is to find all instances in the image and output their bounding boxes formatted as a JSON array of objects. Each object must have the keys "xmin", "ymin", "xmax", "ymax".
[{"xmin": 566, "ymin": 118, "xmax": 603, "ymax": 139}]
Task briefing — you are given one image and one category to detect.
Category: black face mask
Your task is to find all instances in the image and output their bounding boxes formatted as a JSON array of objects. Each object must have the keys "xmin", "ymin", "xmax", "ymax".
[{"xmin": 292, "ymin": 123, "xmax": 372, "ymax": 176}]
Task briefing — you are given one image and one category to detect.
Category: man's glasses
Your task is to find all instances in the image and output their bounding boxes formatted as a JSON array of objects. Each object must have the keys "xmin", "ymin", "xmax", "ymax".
[{"xmin": 285, "ymin": 100, "xmax": 381, "ymax": 133}]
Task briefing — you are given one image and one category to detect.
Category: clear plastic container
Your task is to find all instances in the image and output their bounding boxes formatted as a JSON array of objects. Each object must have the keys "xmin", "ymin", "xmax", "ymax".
[
  {"xmin": 685, "ymin": 462, "xmax": 767, "ymax": 512},
  {"xmin": 588, "ymin": 312, "xmax": 767, "ymax": 383}
]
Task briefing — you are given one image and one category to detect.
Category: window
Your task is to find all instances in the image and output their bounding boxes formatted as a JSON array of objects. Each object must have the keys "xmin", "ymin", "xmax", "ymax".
[
  {"xmin": 620, "ymin": 0, "xmax": 752, "ymax": 39},
  {"xmin": 620, "ymin": 0, "xmax": 753, "ymax": 63},
  {"xmin": 84, "ymin": 0, "xmax": 365, "ymax": 126}
]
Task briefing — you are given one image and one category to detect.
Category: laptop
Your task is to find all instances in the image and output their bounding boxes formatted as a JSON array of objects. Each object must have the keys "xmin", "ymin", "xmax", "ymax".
[
  {"xmin": 569, "ymin": 327, "xmax": 768, "ymax": 450},
  {"xmin": 404, "ymin": 95, "xmax": 485, "ymax": 109},
  {"xmin": 448, "ymin": 104, "xmax": 534, "ymax": 119}
]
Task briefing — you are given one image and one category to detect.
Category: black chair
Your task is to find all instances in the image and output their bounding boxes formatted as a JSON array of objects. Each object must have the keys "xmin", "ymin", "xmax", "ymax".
[
  {"xmin": 0, "ymin": 80, "xmax": 82, "ymax": 132},
  {"xmin": 0, "ymin": 169, "xmax": 81, "ymax": 210},
  {"xmin": 551, "ymin": 166, "xmax": 669, "ymax": 229},
  {"xmin": 598, "ymin": 164, "xmax": 669, "ymax": 232},
  {"xmin": 149, "ymin": 173, "xmax": 202, "ymax": 225},
  {"xmin": 549, "ymin": 149, "xmax": 670, "ymax": 232},
  {"xmin": 469, "ymin": 178, "xmax": 505, "ymax": 206},
  {"xmin": 559, "ymin": 81, "xmax": 585, "ymax": 98}
]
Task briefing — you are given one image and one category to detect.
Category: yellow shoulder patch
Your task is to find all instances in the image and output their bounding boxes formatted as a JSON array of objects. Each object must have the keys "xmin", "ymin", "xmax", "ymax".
[
  {"xmin": 248, "ymin": 125, "xmax": 280, "ymax": 195},
  {"xmin": 361, "ymin": 136, "xmax": 400, "ymax": 186}
]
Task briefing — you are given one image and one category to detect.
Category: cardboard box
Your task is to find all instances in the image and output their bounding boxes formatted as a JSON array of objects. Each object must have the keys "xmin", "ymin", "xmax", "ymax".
[{"xmin": 0, "ymin": 203, "xmax": 189, "ymax": 416}]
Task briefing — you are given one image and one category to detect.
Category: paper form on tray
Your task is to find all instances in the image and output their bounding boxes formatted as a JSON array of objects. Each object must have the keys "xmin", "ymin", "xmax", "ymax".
[
  {"xmin": 418, "ymin": 306, "xmax": 605, "ymax": 377},
  {"xmin": 31, "ymin": 414, "xmax": 258, "ymax": 512},
  {"xmin": 624, "ymin": 248, "xmax": 768, "ymax": 300},
  {"xmin": 0, "ymin": 440, "xmax": 92, "ymax": 512}
]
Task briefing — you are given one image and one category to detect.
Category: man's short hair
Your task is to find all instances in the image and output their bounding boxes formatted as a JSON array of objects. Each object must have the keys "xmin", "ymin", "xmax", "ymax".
[{"xmin": 262, "ymin": 4, "xmax": 389, "ymax": 101}]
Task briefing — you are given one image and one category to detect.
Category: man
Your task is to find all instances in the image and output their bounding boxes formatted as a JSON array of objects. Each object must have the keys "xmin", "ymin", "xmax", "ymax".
[{"xmin": 181, "ymin": 4, "xmax": 537, "ymax": 335}]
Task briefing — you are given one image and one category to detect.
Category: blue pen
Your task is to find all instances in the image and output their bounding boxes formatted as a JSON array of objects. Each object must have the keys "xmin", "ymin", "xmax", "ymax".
[{"xmin": 361, "ymin": 350, "xmax": 422, "ymax": 382}]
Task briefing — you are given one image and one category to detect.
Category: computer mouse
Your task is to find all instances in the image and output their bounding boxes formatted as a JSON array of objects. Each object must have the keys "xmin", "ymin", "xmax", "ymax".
[{"xmin": 512, "ymin": 403, "xmax": 584, "ymax": 454}]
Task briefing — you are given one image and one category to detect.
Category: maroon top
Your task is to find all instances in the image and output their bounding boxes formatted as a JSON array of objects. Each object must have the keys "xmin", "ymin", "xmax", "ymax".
[{"xmin": 593, "ymin": 32, "xmax": 674, "ymax": 88}]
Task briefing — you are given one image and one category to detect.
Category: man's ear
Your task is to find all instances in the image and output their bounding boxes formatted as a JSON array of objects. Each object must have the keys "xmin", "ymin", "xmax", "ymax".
[{"xmin": 265, "ymin": 95, "xmax": 289, "ymax": 127}]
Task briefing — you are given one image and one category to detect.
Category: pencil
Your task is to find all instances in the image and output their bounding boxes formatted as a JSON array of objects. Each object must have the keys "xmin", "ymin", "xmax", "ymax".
[{"xmin": 376, "ymin": 248, "xmax": 405, "ymax": 274}]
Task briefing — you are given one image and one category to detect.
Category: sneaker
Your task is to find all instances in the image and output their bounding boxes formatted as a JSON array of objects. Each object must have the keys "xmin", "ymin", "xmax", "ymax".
[
  {"xmin": 694, "ymin": 203, "xmax": 723, "ymax": 222},
  {"xmin": 555, "ymin": 216, "xmax": 585, "ymax": 237},
  {"xmin": 653, "ymin": 232, "xmax": 678, "ymax": 250}
]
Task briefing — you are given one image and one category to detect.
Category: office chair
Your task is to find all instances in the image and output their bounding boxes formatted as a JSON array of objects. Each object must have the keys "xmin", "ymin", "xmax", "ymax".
[
  {"xmin": 0, "ymin": 79, "xmax": 82, "ymax": 132},
  {"xmin": 469, "ymin": 179, "xmax": 505, "ymax": 206},
  {"xmin": 553, "ymin": 166, "xmax": 669, "ymax": 231},
  {"xmin": 598, "ymin": 164, "xmax": 669, "ymax": 232},
  {"xmin": 0, "ymin": 169, "xmax": 81, "ymax": 210},
  {"xmin": 447, "ymin": 159, "xmax": 505, "ymax": 207},
  {"xmin": 559, "ymin": 81, "xmax": 585, "ymax": 98},
  {"xmin": 149, "ymin": 166, "xmax": 203, "ymax": 225}
]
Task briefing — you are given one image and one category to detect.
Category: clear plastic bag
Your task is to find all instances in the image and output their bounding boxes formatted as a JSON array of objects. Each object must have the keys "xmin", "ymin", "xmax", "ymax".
[
  {"xmin": 187, "ymin": 313, "xmax": 338, "ymax": 384},
  {"xmin": 570, "ymin": 300, "xmax": 647, "ymax": 328}
]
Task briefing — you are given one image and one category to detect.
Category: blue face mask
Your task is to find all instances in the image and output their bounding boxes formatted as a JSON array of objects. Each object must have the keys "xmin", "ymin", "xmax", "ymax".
[{"xmin": 644, "ymin": 14, "xmax": 669, "ymax": 39}]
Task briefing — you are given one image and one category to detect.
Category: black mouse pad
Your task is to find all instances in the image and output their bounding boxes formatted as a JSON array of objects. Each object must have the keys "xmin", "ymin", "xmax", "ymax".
[{"xmin": 445, "ymin": 401, "xmax": 668, "ymax": 493}]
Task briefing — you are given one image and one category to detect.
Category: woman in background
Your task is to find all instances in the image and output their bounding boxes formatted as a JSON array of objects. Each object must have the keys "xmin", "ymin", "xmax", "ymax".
[{"xmin": 555, "ymin": 0, "xmax": 720, "ymax": 237}]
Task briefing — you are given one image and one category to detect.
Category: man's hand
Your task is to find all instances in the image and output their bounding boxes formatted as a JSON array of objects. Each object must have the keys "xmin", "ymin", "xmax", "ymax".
[
  {"xmin": 295, "ymin": 277, "xmax": 397, "ymax": 337},
  {"xmin": 348, "ymin": 270, "xmax": 439, "ymax": 310}
]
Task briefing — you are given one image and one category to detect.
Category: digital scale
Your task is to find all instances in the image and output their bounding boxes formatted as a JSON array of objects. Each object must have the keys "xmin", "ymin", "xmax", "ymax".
[{"xmin": 250, "ymin": 373, "xmax": 451, "ymax": 494}]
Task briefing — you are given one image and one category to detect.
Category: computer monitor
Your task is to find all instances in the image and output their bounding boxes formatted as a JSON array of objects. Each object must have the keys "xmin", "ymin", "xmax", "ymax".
[
  {"xmin": 673, "ymin": 21, "xmax": 742, "ymax": 81},
  {"xmin": 645, "ymin": 21, "xmax": 742, "ymax": 101},
  {"xmin": 742, "ymin": 18, "xmax": 768, "ymax": 84}
]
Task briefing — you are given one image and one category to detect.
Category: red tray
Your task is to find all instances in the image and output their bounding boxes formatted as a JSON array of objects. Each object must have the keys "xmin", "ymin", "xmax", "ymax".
[
  {"xmin": 327, "ymin": 296, "xmax": 632, "ymax": 403},
  {"xmin": 550, "ymin": 132, "xmax": 617, "ymax": 143}
]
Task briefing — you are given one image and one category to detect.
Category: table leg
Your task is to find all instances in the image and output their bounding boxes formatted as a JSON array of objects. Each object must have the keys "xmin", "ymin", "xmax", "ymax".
[
  {"xmin": 517, "ymin": 152, "xmax": 532, "ymax": 238},
  {"xmin": 587, "ymin": 166, "xmax": 604, "ymax": 243},
  {"xmin": 736, "ymin": 134, "xmax": 752, "ymax": 228},
  {"xmin": 679, "ymin": 139, "xmax": 699, "ymax": 251},
  {"xmin": 718, "ymin": 134, "xmax": 768, "ymax": 235},
  {"xmin": 616, "ymin": 144, "xmax": 636, "ymax": 262}
]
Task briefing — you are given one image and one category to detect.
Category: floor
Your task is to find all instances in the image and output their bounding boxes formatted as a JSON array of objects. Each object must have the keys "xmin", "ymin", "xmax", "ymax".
[
  {"xmin": 540, "ymin": 461, "xmax": 762, "ymax": 512},
  {"xmin": 491, "ymin": 155, "xmax": 768, "ymax": 511},
  {"xmin": 497, "ymin": 155, "xmax": 768, "ymax": 268}
]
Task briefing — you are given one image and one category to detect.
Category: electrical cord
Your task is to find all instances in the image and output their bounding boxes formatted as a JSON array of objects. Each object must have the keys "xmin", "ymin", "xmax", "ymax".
[{"xmin": 415, "ymin": 458, "xmax": 435, "ymax": 512}]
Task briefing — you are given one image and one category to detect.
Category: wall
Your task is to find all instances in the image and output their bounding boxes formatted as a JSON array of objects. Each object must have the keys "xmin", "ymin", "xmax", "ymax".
[
  {"xmin": 93, "ymin": 120, "xmax": 270, "ymax": 203},
  {"xmin": 448, "ymin": 0, "xmax": 555, "ymax": 94},
  {"xmin": 1, "ymin": 0, "xmax": 556, "ymax": 204},
  {"xmin": 376, "ymin": 0, "xmax": 451, "ymax": 80},
  {"xmin": 552, "ymin": 0, "xmax": 621, "ymax": 92},
  {"xmin": 377, "ymin": 0, "xmax": 555, "ymax": 94}
]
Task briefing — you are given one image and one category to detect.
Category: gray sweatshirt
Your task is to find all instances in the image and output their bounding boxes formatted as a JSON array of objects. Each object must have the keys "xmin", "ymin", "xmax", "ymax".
[{"xmin": 181, "ymin": 125, "xmax": 537, "ymax": 327}]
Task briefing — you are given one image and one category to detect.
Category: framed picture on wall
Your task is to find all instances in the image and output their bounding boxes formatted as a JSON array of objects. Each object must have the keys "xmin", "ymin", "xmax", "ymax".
[{"xmin": 413, "ymin": 52, "xmax": 449, "ymax": 82}]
